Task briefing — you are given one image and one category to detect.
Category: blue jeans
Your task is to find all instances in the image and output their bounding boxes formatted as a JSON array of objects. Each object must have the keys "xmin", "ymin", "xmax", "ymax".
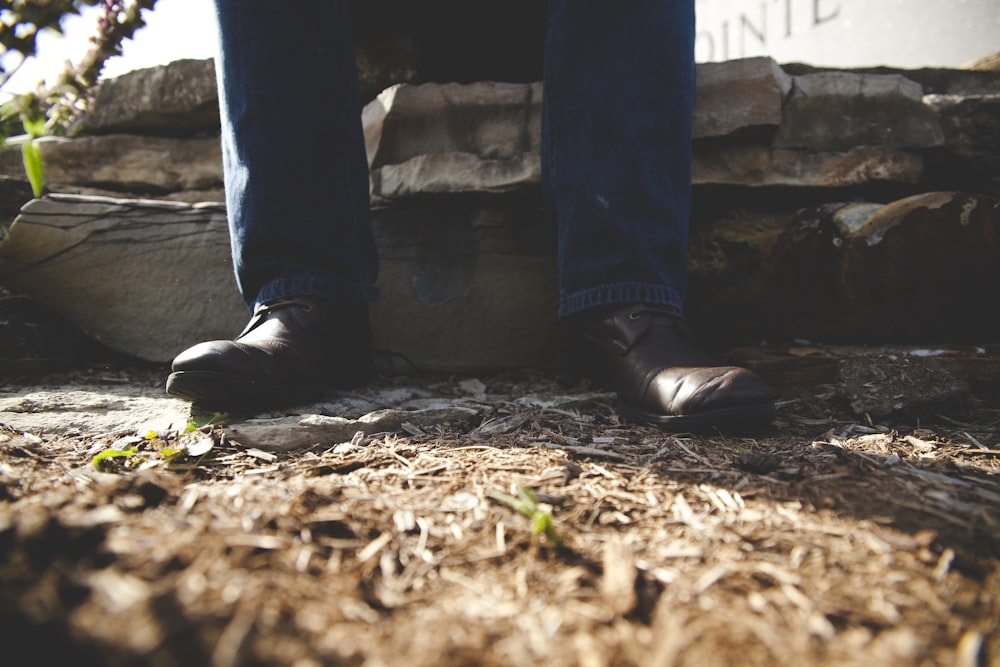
[{"xmin": 212, "ymin": 0, "xmax": 695, "ymax": 317}]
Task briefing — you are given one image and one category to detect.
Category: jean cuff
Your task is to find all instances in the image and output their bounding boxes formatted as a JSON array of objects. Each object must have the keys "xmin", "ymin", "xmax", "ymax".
[
  {"xmin": 252, "ymin": 276, "xmax": 380, "ymax": 310},
  {"xmin": 559, "ymin": 282, "xmax": 684, "ymax": 318}
]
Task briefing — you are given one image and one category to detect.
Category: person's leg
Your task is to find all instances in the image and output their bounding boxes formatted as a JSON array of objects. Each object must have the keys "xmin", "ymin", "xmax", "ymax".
[
  {"xmin": 543, "ymin": 0, "xmax": 693, "ymax": 316},
  {"xmin": 213, "ymin": 0, "xmax": 377, "ymax": 309},
  {"xmin": 544, "ymin": 0, "xmax": 774, "ymax": 432},
  {"xmin": 166, "ymin": 0, "xmax": 376, "ymax": 407}
]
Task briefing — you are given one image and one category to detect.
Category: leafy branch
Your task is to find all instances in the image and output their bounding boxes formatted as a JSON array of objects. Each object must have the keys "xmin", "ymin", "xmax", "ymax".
[{"xmin": 1, "ymin": 0, "xmax": 158, "ymax": 195}]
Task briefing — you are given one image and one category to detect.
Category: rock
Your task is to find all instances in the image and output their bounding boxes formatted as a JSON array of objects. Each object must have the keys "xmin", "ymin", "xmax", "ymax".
[
  {"xmin": 0, "ymin": 135, "xmax": 223, "ymax": 195},
  {"xmin": 967, "ymin": 51, "xmax": 1000, "ymax": 71},
  {"xmin": 693, "ymin": 57, "xmax": 791, "ymax": 140},
  {"xmin": 2, "ymin": 54, "xmax": 999, "ymax": 368},
  {"xmin": 0, "ymin": 193, "xmax": 559, "ymax": 369},
  {"xmin": 224, "ymin": 405, "xmax": 483, "ymax": 452},
  {"xmin": 781, "ymin": 63, "xmax": 1000, "ymax": 98},
  {"xmin": 8, "ymin": 61, "xmax": 997, "ymax": 203},
  {"xmin": 686, "ymin": 191, "xmax": 1000, "ymax": 346},
  {"xmin": 371, "ymin": 152, "xmax": 540, "ymax": 201},
  {"xmin": 693, "ymin": 145, "xmax": 924, "ymax": 187},
  {"xmin": 364, "ymin": 81, "xmax": 543, "ymax": 202},
  {"xmin": 364, "ymin": 81, "xmax": 542, "ymax": 169},
  {"xmin": 156, "ymin": 188, "xmax": 226, "ymax": 204},
  {"xmin": 78, "ymin": 59, "xmax": 220, "ymax": 136},
  {"xmin": 829, "ymin": 193, "xmax": 1000, "ymax": 342},
  {"xmin": 3, "ymin": 186, "xmax": 998, "ymax": 369},
  {"xmin": 364, "ymin": 76, "xmax": 929, "ymax": 196},
  {"xmin": 369, "ymin": 198, "xmax": 558, "ymax": 370},
  {"xmin": 0, "ymin": 383, "xmax": 191, "ymax": 436},
  {"xmin": 0, "ymin": 194, "xmax": 247, "ymax": 362},
  {"xmin": 3, "ymin": 190, "xmax": 997, "ymax": 367},
  {"xmin": 774, "ymin": 72, "xmax": 945, "ymax": 151},
  {"xmin": 923, "ymin": 93, "xmax": 1000, "ymax": 189}
]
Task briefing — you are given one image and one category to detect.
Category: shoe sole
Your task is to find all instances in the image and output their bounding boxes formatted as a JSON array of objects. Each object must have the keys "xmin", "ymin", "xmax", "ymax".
[
  {"xmin": 165, "ymin": 370, "xmax": 327, "ymax": 409},
  {"xmin": 616, "ymin": 399, "xmax": 777, "ymax": 434}
]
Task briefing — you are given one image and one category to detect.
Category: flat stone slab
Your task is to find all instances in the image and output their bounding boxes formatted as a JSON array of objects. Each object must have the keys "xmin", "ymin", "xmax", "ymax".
[
  {"xmin": 0, "ymin": 193, "xmax": 560, "ymax": 370},
  {"xmin": 0, "ymin": 135, "xmax": 223, "ymax": 195},
  {"xmin": 3, "ymin": 346, "xmax": 997, "ymax": 456},
  {"xmin": 0, "ymin": 195, "xmax": 247, "ymax": 362},
  {"xmin": 774, "ymin": 72, "xmax": 945, "ymax": 150},
  {"xmin": 0, "ymin": 368, "xmax": 616, "ymax": 453},
  {"xmin": 0, "ymin": 378, "xmax": 191, "ymax": 437}
]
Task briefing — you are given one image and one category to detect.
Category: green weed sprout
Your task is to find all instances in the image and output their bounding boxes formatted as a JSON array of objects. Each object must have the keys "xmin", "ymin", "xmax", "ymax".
[
  {"xmin": 489, "ymin": 480, "xmax": 564, "ymax": 548},
  {"xmin": 92, "ymin": 443, "xmax": 145, "ymax": 472},
  {"xmin": 91, "ymin": 412, "xmax": 226, "ymax": 472}
]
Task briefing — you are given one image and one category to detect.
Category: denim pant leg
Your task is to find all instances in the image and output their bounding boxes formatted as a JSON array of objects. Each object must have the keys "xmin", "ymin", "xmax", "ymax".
[
  {"xmin": 543, "ymin": 0, "xmax": 696, "ymax": 317},
  {"xmin": 212, "ymin": 1, "xmax": 378, "ymax": 311}
]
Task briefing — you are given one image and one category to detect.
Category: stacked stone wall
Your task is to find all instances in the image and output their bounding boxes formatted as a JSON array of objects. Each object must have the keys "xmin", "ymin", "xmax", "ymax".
[{"xmin": 0, "ymin": 56, "xmax": 997, "ymax": 368}]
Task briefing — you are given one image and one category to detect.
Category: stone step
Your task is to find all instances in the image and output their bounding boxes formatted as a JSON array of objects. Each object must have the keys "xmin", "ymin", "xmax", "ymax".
[{"xmin": 1, "ymin": 190, "xmax": 996, "ymax": 369}]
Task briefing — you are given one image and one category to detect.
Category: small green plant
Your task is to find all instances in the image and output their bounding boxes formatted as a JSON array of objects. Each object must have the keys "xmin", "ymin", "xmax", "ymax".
[
  {"xmin": 19, "ymin": 114, "xmax": 46, "ymax": 196},
  {"xmin": 91, "ymin": 412, "xmax": 226, "ymax": 472},
  {"xmin": 91, "ymin": 441, "xmax": 144, "ymax": 472},
  {"xmin": 489, "ymin": 480, "xmax": 564, "ymax": 548}
]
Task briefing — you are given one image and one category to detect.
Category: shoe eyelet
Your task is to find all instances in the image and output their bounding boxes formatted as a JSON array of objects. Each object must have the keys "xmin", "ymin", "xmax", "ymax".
[{"xmin": 628, "ymin": 311, "xmax": 642, "ymax": 320}]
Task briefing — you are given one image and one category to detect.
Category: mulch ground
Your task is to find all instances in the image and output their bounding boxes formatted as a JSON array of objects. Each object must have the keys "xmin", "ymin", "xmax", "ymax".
[{"xmin": 1, "ymin": 348, "xmax": 998, "ymax": 667}]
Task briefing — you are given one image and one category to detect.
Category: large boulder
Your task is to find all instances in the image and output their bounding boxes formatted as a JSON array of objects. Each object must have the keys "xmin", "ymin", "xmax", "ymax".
[
  {"xmin": 0, "ymin": 193, "xmax": 559, "ymax": 370},
  {"xmin": 686, "ymin": 191, "xmax": 1000, "ymax": 346},
  {"xmin": 0, "ymin": 195, "xmax": 245, "ymax": 362}
]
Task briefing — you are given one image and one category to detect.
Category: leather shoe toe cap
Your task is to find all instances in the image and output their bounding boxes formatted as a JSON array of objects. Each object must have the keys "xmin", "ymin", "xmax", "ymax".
[
  {"xmin": 646, "ymin": 365, "xmax": 772, "ymax": 416},
  {"xmin": 171, "ymin": 340, "xmax": 253, "ymax": 376}
]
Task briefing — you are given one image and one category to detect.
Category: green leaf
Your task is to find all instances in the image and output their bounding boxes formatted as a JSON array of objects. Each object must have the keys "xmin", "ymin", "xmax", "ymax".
[
  {"xmin": 189, "ymin": 411, "xmax": 228, "ymax": 429},
  {"xmin": 532, "ymin": 512, "xmax": 563, "ymax": 548},
  {"xmin": 489, "ymin": 484, "xmax": 564, "ymax": 548},
  {"xmin": 22, "ymin": 115, "xmax": 46, "ymax": 139},
  {"xmin": 159, "ymin": 447, "xmax": 185, "ymax": 461},
  {"xmin": 92, "ymin": 445, "xmax": 139, "ymax": 471},
  {"xmin": 21, "ymin": 139, "xmax": 45, "ymax": 197},
  {"xmin": 488, "ymin": 490, "xmax": 533, "ymax": 517},
  {"xmin": 517, "ymin": 482, "xmax": 539, "ymax": 506}
]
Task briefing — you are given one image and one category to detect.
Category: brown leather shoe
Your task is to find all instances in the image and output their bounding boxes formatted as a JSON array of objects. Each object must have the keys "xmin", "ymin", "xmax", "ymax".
[
  {"xmin": 569, "ymin": 304, "xmax": 775, "ymax": 433},
  {"xmin": 165, "ymin": 296, "xmax": 373, "ymax": 407}
]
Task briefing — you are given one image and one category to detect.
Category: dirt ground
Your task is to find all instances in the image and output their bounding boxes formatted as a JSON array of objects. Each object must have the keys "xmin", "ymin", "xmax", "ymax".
[{"xmin": 1, "ymin": 345, "xmax": 998, "ymax": 667}]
